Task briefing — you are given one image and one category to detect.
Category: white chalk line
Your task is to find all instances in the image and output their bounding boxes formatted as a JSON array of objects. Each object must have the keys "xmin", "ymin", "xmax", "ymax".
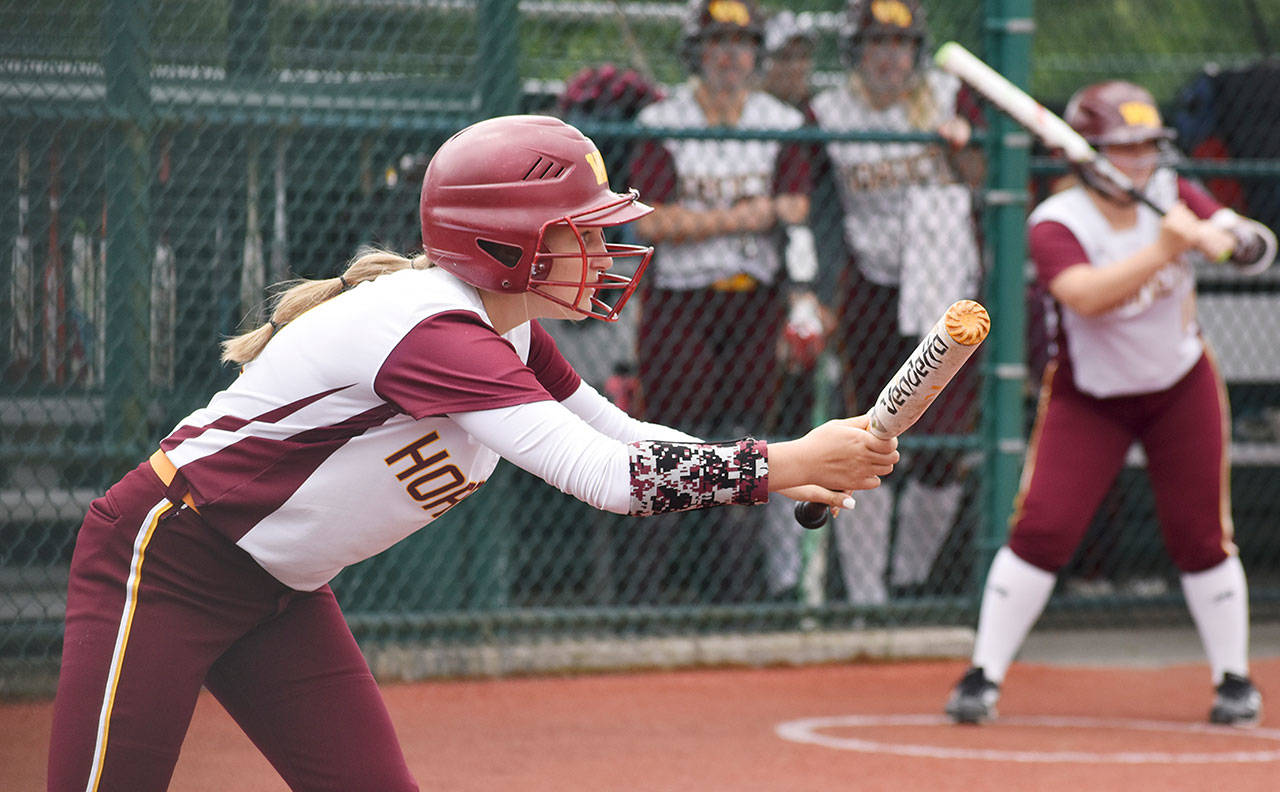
[{"xmin": 774, "ymin": 714, "xmax": 1280, "ymax": 763}]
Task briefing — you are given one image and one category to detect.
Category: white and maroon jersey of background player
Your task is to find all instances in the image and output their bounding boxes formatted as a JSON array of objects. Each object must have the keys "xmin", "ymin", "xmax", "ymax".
[
  {"xmin": 159, "ymin": 266, "xmax": 694, "ymax": 591},
  {"xmin": 1028, "ymin": 168, "xmax": 1220, "ymax": 398},
  {"xmin": 811, "ymin": 69, "xmax": 979, "ymax": 335},
  {"xmin": 635, "ymin": 84, "xmax": 804, "ymax": 289}
]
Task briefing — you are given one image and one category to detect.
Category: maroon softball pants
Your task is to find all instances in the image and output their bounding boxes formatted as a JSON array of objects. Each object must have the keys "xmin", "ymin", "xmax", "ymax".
[
  {"xmin": 47, "ymin": 462, "xmax": 418, "ymax": 791},
  {"xmin": 1008, "ymin": 352, "xmax": 1235, "ymax": 574}
]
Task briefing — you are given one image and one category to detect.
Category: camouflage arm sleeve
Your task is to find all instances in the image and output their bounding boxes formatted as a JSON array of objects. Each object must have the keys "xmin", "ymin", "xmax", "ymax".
[{"xmin": 627, "ymin": 437, "xmax": 769, "ymax": 516}]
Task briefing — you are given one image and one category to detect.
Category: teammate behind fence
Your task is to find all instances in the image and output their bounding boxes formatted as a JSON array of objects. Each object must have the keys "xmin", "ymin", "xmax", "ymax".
[
  {"xmin": 809, "ymin": 0, "xmax": 984, "ymax": 603},
  {"xmin": 629, "ymin": 0, "xmax": 819, "ymax": 602},
  {"xmin": 46, "ymin": 115, "xmax": 898, "ymax": 791},
  {"xmin": 945, "ymin": 81, "xmax": 1276, "ymax": 727}
]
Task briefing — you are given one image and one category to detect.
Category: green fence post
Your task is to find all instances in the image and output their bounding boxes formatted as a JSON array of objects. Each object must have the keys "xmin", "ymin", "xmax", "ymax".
[
  {"xmin": 102, "ymin": 0, "xmax": 154, "ymax": 472},
  {"xmin": 476, "ymin": 0, "xmax": 522, "ymax": 117},
  {"xmin": 978, "ymin": 0, "xmax": 1033, "ymax": 595}
]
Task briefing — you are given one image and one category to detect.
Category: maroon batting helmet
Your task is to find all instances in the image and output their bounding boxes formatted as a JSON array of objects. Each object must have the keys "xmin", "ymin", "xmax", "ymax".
[
  {"xmin": 419, "ymin": 115, "xmax": 653, "ymax": 321},
  {"xmin": 1064, "ymin": 81, "xmax": 1176, "ymax": 146}
]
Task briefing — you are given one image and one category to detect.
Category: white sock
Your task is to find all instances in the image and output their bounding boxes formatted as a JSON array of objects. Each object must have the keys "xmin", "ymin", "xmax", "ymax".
[
  {"xmin": 891, "ymin": 480, "xmax": 963, "ymax": 586},
  {"xmin": 1181, "ymin": 555, "xmax": 1250, "ymax": 684},
  {"xmin": 833, "ymin": 485, "xmax": 891, "ymax": 605},
  {"xmin": 971, "ymin": 546, "xmax": 1057, "ymax": 684}
]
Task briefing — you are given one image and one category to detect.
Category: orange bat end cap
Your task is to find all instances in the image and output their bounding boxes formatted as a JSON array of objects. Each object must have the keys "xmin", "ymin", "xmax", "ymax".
[{"xmin": 945, "ymin": 299, "xmax": 991, "ymax": 345}]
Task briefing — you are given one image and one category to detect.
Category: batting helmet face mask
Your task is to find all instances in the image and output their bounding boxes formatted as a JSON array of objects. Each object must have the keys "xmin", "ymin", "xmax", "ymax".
[
  {"xmin": 1064, "ymin": 81, "xmax": 1175, "ymax": 204},
  {"xmin": 1063, "ymin": 81, "xmax": 1177, "ymax": 147},
  {"xmin": 419, "ymin": 115, "xmax": 654, "ymax": 322}
]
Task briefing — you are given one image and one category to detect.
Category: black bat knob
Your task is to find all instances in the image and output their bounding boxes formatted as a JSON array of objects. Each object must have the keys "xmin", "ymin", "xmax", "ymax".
[{"xmin": 794, "ymin": 500, "xmax": 830, "ymax": 530}]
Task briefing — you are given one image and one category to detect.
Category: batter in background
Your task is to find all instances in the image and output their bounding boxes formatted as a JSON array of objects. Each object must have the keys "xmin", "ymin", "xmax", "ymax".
[
  {"xmin": 945, "ymin": 80, "xmax": 1276, "ymax": 727},
  {"xmin": 46, "ymin": 115, "xmax": 899, "ymax": 790},
  {"xmin": 808, "ymin": 0, "xmax": 985, "ymax": 603}
]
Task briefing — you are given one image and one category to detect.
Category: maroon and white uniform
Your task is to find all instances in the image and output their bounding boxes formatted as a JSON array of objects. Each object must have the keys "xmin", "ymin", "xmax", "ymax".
[
  {"xmin": 48, "ymin": 266, "xmax": 768, "ymax": 791},
  {"xmin": 1028, "ymin": 169, "xmax": 1206, "ymax": 397},
  {"xmin": 634, "ymin": 85, "xmax": 806, "ymax": 290},
  {"xmin": 812, "ymin": 70, "xmax": 979, "ymax": 335},
  {"xmin": 1009, "ymin": 170, "xmax": 1235, "ymax": 574},
  {"xmin": 165, "ymin": 267, "xmax": 766, "ymax": 589},
  {"xmin": 806, "ymin": 71, "xmax": 980, "ymax": 600},
  {"xmin": 959, "ymin": 82, "xmax": 1258, "ymax": 720},
  {"xmin": 631, "ymin": 86, "xmax": 809, "ymax": 432}
]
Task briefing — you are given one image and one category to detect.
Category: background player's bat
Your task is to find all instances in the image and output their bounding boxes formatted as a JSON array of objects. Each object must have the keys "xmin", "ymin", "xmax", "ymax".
[
  {"xmin": 794, "ymin": 299, "xmax": 990, "ymax": 529},
  {"xmin": 934, "ymin": 41, "xmax": 1166, "ymax": 215}
]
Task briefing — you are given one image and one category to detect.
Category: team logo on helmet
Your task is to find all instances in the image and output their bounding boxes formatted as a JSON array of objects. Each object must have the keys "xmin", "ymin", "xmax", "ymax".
[
  {"xmin": 1117, "ymin": 101, "xmax": 1161, "ymax": 130},
  {"xmin": 585, "ymin": 150, "xmax": 608, "ymax": 185},
  {"xmin": 870, "ymin": 0, "xmax": 914, "ymax": 28},
  {"xmin": 708, "ymin": 0, "xmax": 751, "ymax": 26}
]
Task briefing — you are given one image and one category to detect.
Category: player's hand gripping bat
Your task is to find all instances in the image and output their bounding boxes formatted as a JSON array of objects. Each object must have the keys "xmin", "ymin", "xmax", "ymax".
[
  {"xmin": 934, "ymin": 41, "xmax": 1167, "ymax": 214},
  {"xmin": 935, "ymin": 43, "xmax": 1268, "ymax": 270},
  {"xmin": 793, "ymin": 299, "xmax": 990, "ymax": 529}
]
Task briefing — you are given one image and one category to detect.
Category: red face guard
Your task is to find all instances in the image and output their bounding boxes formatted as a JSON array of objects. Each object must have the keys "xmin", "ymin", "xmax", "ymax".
[{"xmin": 528, "ymin": 190, "xmax": 654, "ymax": 322}]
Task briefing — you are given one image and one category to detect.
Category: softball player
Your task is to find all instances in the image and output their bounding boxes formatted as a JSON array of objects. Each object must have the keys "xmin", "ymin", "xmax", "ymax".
[
  {"xmin": 809, "ymin": 0, "xmax": 983, "ymax": 602},
  {"xmin": 630, "ymin": 0, "xmax": 812, "ymax": 436},
  {"xmin": 47, "ymin": 115, "xmax": 899, "ymax": 791},
  {"xmin": 628, "ymin": 0, "xmax": 816, "ymax": 603},
  {"xmin": 946, "ymin": 81, "xmax": 1275, "ymax": 726}
]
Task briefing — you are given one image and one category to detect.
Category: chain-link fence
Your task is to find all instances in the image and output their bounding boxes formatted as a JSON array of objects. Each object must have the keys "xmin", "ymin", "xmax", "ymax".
[{"xmin": 2, "ymin": 0, "xmax": 1279, "ymax": 690}]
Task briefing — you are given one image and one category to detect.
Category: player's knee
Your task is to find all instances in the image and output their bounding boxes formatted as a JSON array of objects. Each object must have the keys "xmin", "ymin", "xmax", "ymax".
[
  {"xmin": 1007, "ymin": 534, "xmax": 1069, "ymax": 573},
  {"xmin": 1169, "ymin": 541, "xmax": 1230, "ymax": 574}
]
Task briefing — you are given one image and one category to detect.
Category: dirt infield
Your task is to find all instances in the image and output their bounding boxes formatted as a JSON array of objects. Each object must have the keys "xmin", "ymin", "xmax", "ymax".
[{"xmin": 8, "ymin": 657, "xmax": 1278, "ymax": 791}]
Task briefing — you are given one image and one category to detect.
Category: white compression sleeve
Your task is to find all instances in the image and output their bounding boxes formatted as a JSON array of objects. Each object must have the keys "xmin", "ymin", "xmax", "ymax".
[
  {"xmin": 452, "ymin": 399, "xmax": 767, "ymax": 517},
  {"xmin": 452, "ymin": 400, "xmax": 633, "ymax": 514},
  {"xmin": 559, "ymin": 381, "xmax": 701, "ymax": 443}
]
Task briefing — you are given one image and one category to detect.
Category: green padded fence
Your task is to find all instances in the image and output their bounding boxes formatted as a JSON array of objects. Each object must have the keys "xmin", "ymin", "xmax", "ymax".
[{"xmin": 2, "ymin": 1, "xmax": 1279, "ymax": 689}]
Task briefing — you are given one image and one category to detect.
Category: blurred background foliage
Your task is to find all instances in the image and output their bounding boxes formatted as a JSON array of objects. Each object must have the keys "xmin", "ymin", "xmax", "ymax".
[{"xmin": 4, "ymin": 1, "xmax": 1273, "ymax": 102}]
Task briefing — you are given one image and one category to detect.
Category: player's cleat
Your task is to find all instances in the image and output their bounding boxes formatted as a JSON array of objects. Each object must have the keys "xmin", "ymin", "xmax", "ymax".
[
  {"xmin": 945, "ymin": 666, "xmax": 1000, "ymax": 724},
  {"xmin": 1210, "ymin": 672, "xmax": 1262, "ymax": 727}
]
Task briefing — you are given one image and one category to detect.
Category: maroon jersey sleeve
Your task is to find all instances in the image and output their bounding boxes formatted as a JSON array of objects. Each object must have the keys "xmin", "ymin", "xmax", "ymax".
[
  {"xmin": 1028, "ymin": 220, "xmax": 1090, "ymax": 286},
  {"xmin": 527, "ymin": 320, "xmax": 582, "ymax": 401},
  {"xmin": 631, "ymin": 140, "xmax": 677, "ymax": 203},
  {"xmin": 1178, "ymin": 177, "xmax": 1224, "ymax": 220},
  {"xmin": 373, "ymin": 311, "xmax": 556, "ymax": 419},
  {"xmin": 773, "ymin": 142, "xmax": 812, "ymax": 196}
]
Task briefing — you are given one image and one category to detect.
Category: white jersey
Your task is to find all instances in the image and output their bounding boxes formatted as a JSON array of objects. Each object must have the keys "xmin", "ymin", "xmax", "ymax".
[
  {"xmin": 636, "ymin": 85, "xmax": 804, "ymax": 289},
  {"xmin": 1028, "ymin": 169, "xmax": 1201, "ymax": 397},
  {"xmin": 160, "ymin": 267, "xmax": 693, "ymax": 590},
  {"xmin": 812, "ymin": 70, "xmax": 979, "ymax": 335}
]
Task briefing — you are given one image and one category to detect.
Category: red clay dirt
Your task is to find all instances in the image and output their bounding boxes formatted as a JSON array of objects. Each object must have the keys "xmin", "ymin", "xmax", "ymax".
[{"xmin": 8, "ymin": 657, "xmax": 1279, "ymax": 791}]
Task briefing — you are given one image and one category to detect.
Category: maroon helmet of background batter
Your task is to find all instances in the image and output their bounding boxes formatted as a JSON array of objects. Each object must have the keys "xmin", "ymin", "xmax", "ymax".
[
  {"xmin": 1063, "ymin": 81, "xmax": 1176, "ymax": 146},
  {"xmin": 419, "ymin": 115, "xmax": 653, "ymax": 321}
]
